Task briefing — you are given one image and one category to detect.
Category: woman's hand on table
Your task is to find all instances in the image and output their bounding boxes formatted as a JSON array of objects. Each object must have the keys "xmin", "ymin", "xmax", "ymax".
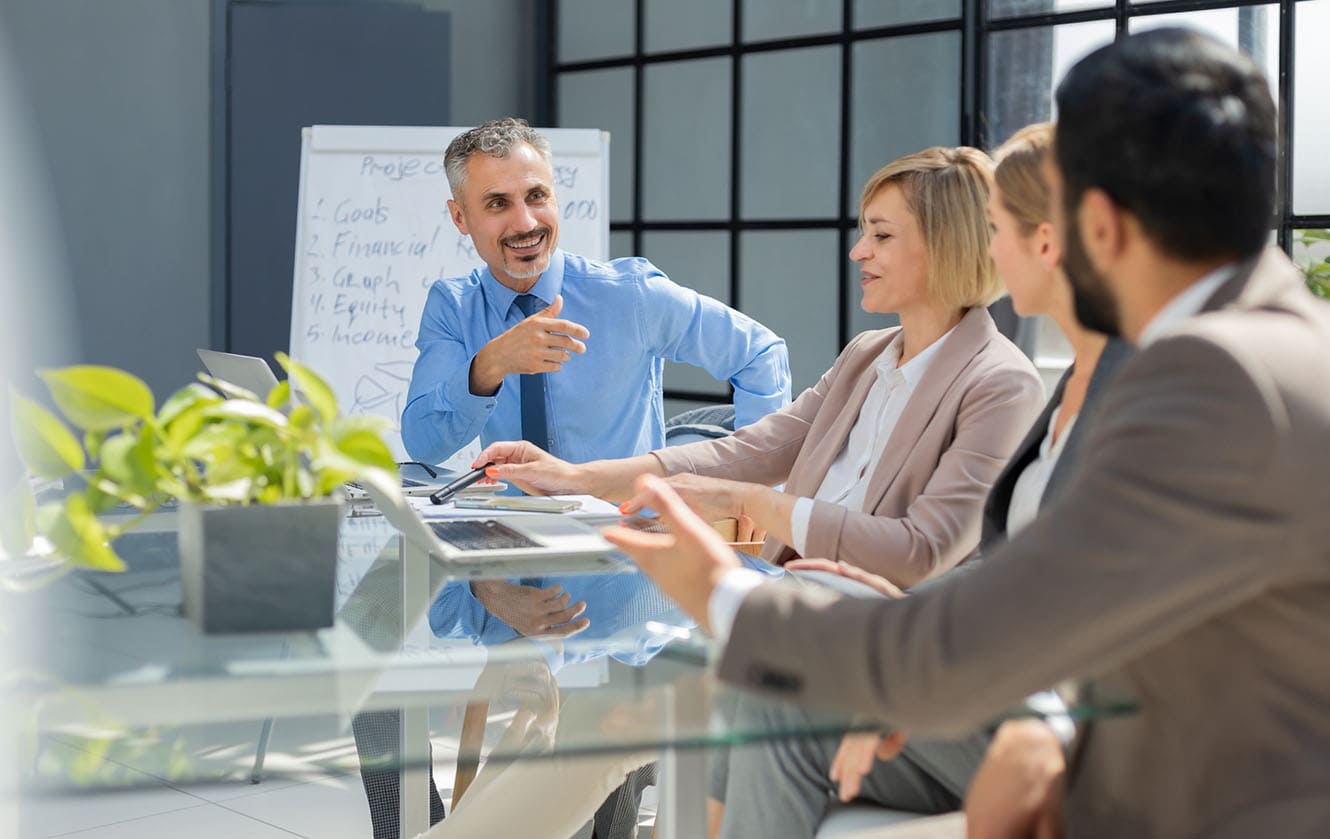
[
  {"xmin": 475, "ymin": 441, "xmax": 582, "ymax": 496},
  {"xmin": 620, "ymin": 473, "xmax": 755, "ymax": 524}
]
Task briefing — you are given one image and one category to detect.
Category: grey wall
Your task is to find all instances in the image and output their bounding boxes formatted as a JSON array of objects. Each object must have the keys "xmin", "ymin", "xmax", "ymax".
[
  {"xmin": 0, "ymin": 0, "xmax": 536, "ymax": 400},
  {"xmin": 1, "ymin": 0, "xmax": 211, "ymax": 399},
  {"xmin": 421, "ymin": 0, "xmax": 539, "ymax": 124}
]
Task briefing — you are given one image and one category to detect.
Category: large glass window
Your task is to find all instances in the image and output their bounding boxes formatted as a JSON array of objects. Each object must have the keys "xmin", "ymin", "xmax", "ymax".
[
  {"xmin": 1293, "ymin": 0, "xmax": 1330, "ymax": 214},
  {"xmin": 552, "ymin": 0, "xmax": 1322, "ymax": 407}
]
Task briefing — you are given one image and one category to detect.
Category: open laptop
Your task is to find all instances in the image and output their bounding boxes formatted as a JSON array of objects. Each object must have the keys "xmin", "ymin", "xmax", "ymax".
[
  {"xmin": 362, "ymin": 479, "xmax": 619, "ymax": 567},
  {"xmin": 197, "ymin": 348, "xmax": 283, "ymax": 401}
]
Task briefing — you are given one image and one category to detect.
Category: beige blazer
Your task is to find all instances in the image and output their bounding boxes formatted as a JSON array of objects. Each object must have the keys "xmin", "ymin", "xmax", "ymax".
[
  {"xmin": 654, "ymin": 306, "xmax": 1044, "ymax": 586},
  {"xmin": 719, "ymin": 249, "xmax": 1330, "ymax": 838}
]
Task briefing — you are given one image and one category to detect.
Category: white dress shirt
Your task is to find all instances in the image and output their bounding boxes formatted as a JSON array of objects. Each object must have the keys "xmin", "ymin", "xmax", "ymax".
[
  {"xmin": 711, "ymin": 264, "xmax": 1238, "ymax": 641},
  {"xmin": 710, "ymin": 326, "xmax": 952, "ymax": 638},
  {"xmin": 788, "ymin": 331, "xmax": 950, "ymax": 555},
  {"xmin": 1137, "ymin": 264, "xmax": 1236, "ymax": 347}
]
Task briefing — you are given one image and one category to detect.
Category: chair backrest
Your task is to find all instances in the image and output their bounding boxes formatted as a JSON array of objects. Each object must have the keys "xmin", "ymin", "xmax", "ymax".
[
  {"xmin": 987, "ymin": 296, "xmax": 1039, "ymax": 360},
  {"xmin": 664, "ymin": 404, "xmax": 735, "ymax": 447}
]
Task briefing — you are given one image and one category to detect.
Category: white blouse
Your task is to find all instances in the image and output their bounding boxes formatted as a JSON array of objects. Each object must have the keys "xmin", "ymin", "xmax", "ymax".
[
  {"xmin": 1005, "ymin": 405, "xmax": 1078, "ymax": 537},
  {"xmin": 788, "ymin": 327, "xmax": 953, "ymax": 555}
]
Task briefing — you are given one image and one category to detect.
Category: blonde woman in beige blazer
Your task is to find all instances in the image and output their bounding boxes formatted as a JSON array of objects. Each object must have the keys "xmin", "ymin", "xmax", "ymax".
[{"xmin": 480, "ymin": 147, "xmax": 1043, "ymax": 589}]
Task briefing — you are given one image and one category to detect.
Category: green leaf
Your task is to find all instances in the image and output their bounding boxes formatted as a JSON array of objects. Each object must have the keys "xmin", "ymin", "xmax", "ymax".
[
  {"xmin": 331, "ymin": 427, "xmax": 397, "ymax": 474},
  {"xmin": 98, "ymin": 433, "xmax": 138, "ymax": 485},
  {"xmin": 196, "ymin": 373, "xmax": 261, "ymax": 403},
  {"xmin": 158, "ymin": 383, "xmax": 220, "ymax": 427},
  {"xmin": 0, "ymin": 479, "xmax": 36, "ymax": 557},
  {"xmin": 10, "ymin": 390, "xmax": 85, "ymax": 479},
  {"xmin": 162, "ymin": 402, "xmax": 212, "ymax": 453},
  {"xmin": 266, "ymin": 380, "xmax": 292, "ymax": 411},
  {"xmin": 288, "ymin": 403, "xmax": 315, "ymax": 431},
  {"xmin": 84, "ymin": 430, "xmax": 106, "ymax": 461},
  {"xmin": 84, "ymin": 478, "xmax": 127, "ymax": 514},
  {"xmin": 200, "ymin": 477, "xmax": 253, "ymax": 504},
  {"xmin": 36, "ymin": 494, "xmax": 126, "ymax": 572},
  {"xmin": 277, "ymin": 353, "xmax": 337, "ymax": 425},
  {"xmin": 95, "ymin": 425, "xmax": 162, "ymax": 502},
  {"xmin": 202, "ymin": 400, "xmax": 289, "ymax": 429},
  {"xmin": 1297, "ymin": 228, "xmax": 1330, "ymax": 242},
  {"xmin": 179, "ymin": 422, "xmax": 249, "ymax": 462},
  {"xmin": 40, "ymin": 366, "xmax": 155, "ymax": 431}
]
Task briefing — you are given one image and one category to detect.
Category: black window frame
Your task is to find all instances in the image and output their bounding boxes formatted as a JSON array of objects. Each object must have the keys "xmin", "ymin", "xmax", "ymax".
[{"xmin": 545, "ymin": 0, "xmax": 1325, "ymax": 406}]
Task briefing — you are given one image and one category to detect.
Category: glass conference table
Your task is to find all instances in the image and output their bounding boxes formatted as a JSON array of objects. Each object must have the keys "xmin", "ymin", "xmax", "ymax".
[{"xmin": 5, "ymin": 507, "xmax": 1135, "ymax": 839}]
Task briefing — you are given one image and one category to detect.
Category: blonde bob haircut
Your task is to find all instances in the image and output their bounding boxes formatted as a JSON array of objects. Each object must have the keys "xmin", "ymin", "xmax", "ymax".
[
  {"xmin": 993, "ymin": 122, "xmax": 1055, "ymax": 237},
  {"xmin": 859, "ymin": 146, "xmax": 1002, "ymax": 309}
]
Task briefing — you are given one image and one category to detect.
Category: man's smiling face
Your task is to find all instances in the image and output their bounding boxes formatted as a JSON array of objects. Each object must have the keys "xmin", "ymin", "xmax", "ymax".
[{"xmin": 448, "ymin": 142, "xmax": 561, "ymax": 291}]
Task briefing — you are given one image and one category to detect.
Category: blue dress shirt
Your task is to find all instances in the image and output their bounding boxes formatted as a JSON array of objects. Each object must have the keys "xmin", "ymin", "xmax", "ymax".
[{"xmin": 401, "ymin": 249, "xmax": 792, "ymax": 465}]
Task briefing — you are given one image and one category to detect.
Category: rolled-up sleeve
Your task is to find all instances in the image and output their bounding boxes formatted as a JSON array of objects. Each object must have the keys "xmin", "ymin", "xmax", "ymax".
[{"xmin": 401, "ymin": 284, "xmax": 499, "ymax": 464}]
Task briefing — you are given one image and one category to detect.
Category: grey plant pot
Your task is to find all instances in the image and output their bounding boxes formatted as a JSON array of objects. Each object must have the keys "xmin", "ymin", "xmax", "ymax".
[{"xmin": 178, "ymin": 498, "xmax": 343, "ymax": 634}]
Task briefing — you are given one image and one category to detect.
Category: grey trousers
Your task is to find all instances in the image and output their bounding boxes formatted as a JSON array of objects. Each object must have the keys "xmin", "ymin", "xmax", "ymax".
[{"xmin": 713, "ymin": 693, "xmax": 989, "ymax": 839}]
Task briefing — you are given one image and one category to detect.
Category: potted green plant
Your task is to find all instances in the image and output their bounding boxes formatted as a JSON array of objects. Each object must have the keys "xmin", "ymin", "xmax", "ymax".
[{"xmin": 4, "ymin": 353, "xmax": 402, "ymax": 633}]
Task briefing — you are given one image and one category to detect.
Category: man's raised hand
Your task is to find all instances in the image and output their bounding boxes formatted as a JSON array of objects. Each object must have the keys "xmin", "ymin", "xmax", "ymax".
[{"xmin": 469, "ymin": 294, "xmax": 590, "ymax": 395}]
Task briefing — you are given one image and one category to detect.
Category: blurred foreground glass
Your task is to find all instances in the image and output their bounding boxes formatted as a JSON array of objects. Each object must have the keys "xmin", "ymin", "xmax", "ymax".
[{"xmin": 1, "ymin": 14, "xmax": 76, "ymax": 838}]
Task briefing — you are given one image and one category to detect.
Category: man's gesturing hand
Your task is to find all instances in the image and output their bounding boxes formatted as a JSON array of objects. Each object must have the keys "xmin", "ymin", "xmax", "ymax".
[
  {"xmin": 469, "ymin": 294, "xmax": 590, "ymax": 396},
  {"xmin": 601, "ymin": 474, "xmax": 742, "ymax": 633}
]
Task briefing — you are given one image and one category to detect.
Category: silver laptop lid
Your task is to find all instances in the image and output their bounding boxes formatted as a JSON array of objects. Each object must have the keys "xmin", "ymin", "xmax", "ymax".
[{"xmin": 196, "ymin": 349, "xmax": 282, "ymax": 400}]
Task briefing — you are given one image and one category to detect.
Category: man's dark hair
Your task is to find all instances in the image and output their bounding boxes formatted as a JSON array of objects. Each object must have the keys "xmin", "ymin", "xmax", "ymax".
[{"xmin": 1055, "ymin": 28, "xmax": 1277, "ymax": 261}]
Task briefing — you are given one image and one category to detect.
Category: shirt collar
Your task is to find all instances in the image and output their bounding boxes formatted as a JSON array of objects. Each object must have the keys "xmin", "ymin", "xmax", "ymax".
[
  {"xmin": 480, "ymin": 248, "xmax": 567, "ymax": 320},
  {"xmin": 1137, "ymin": 263, "xmax": 1237, "ymax": 347},
  {"xmin": 878, "ymin": 322, "xmax": 957, "ymax": 389}
]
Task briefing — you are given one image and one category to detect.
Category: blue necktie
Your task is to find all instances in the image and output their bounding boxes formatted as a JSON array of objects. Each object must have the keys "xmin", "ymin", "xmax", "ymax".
[{"xmin": 514, "ymin": 293, "xmax": 550, "ymax": 452}]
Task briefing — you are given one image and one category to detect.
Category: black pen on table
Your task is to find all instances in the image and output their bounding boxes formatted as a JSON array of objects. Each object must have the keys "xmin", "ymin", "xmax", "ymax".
[{"xmin": 428, "ymin": 462, "xmax": 495, "ymax": 505}]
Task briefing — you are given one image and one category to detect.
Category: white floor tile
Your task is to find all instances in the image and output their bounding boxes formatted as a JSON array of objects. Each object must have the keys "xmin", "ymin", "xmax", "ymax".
[
  {"xmin": 48, "ymin": 802, "xmax": 301, "ymax": 839},
  {"xmin": 21, "ymin": 741, "xmax": 202, "ymax": 838},
  {"xmin": 22, "ymin": 790, "xmax": 201, "ymax": 839},
  {"xmin": 218, "ymin": 773, "xmax": 373, "ymax": 839}
]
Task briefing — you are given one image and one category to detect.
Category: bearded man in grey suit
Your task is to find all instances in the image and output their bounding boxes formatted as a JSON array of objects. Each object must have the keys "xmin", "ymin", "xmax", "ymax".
[{"xmin": 605, "ymin": 28, "xmax": 1330, "ymax": 839}]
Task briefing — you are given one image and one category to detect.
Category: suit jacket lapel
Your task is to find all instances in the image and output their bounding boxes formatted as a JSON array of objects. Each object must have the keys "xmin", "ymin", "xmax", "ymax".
[
  {"xmin": 860, "ymin": 307, "xmax": 997, "ymax": 514},
  {"xmin": 981, "ymin": 369, "xmax": 1067, "ymax": 545},
  {"xmin": 760, "ymin": 329, "xmax": 900, "ymax": 563},
  {"xmin": 1044, "ymin": 337, "xmax": 1133, "ymax": 500},
  {"xmin": 781, "ymin": 330, "xmax": 901, "ymax": 500}
]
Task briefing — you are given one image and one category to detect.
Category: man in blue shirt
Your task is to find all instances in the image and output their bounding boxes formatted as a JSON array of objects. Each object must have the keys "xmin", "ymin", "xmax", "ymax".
[
  {"xmin": 401, "ymin": 118, "xmax": 791, "ymax": 467},
  {"xmin": 385, "ymin": 119, "xmax": 790, "ymax": 838}
]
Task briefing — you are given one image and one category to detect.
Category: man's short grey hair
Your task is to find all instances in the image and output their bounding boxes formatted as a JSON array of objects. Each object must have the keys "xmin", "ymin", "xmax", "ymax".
[{"xmin": 444, "ymin": 117, "xmax": 553, "ymax": 197}]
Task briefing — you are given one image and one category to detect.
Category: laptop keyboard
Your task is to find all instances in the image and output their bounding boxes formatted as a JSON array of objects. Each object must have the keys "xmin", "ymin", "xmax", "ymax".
[{"xmin": 430, "ymin": 519, "xmax": 541, "ymax": 551}]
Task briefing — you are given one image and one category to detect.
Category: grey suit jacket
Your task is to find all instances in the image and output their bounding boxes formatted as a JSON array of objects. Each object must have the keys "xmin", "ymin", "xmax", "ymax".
[
  {"xmin": 719, "ymin": 250, "xmax": 1330, "ymax": 838},
  {"xmin": 654, "ymin": 306, "xmax": 1044, "ymax": 586}
]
